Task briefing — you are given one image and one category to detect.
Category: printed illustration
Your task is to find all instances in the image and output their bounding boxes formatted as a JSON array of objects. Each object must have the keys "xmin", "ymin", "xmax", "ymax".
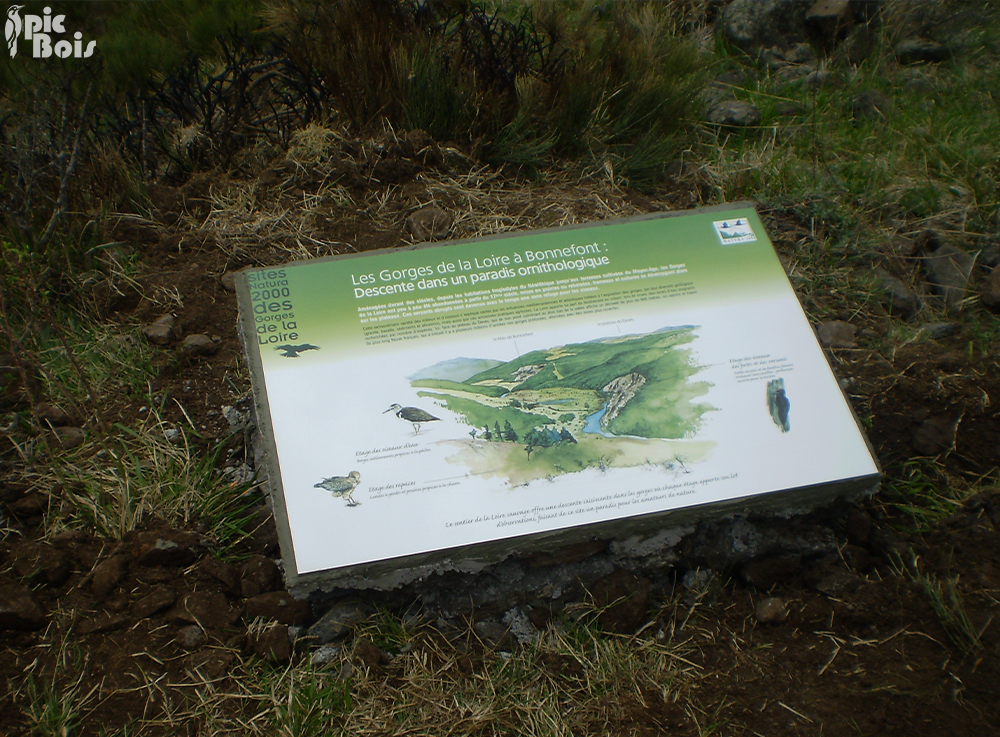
[
  {"xmin": 383, "ymin": 403, "xmax": 441, "ymax": 434},
  {"xmin": 410, "ymin": 326, "xmax": 716, "ymax": 485},
  {"xmin": 315, "ymin": 471, "xmax": 362, "ymax": 506},
  {"xmin": 275, "ymin": 343, "xmax": 320, "ymax": 358},
  {"xmin": 767, "ymin": 378, "xmax": 790, "ymax": 432}
]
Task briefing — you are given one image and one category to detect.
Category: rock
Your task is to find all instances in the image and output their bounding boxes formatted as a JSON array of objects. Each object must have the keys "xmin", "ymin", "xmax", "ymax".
[
  {"xmin": 35, "ymin": 403, "xmax": 72, "ymax": 427},
  {"xmin": 706, "ymin": 100, "xmax": 761, "ymax": 128},
  {"xmin": 91, "ymin": 555, "xmax": 130, "ymax": 599},
  {"xmin": 919, "ymin": 322, "xmax": 958, "ymax": 340},
  {"xmin": 895, "ymin": 38, "xmax": 951, "ymax": 64},
  {"xmin": 405, "ymin": 205, "xmax": 451, "ymax": 242},
  {"xmin": 132, "ymin": 586, "xmax": 177, "ymax": 618},
  {"xmin": 50, "ymin": 427, "xmax": 86, "ymax": 450},
  {"xmin": 244, "ymin": 592, "xmax": 311, "ymax": 626},
  {"xmin": 254, "ymin": 624, "xmax": 291, "ymax": 665},
  {"xmin": 502, "ymin": 607, "xmax": 539, "ymax": 645},
  {"xmin": 182, "ymin": 651, "xmax": 235, "ymax": 679},
  {"xmin": 142, "ymin": 314, "xmax": 180, "ymax": 346},
  {"xmin": 307, "ymin": 600, "xmax": 372, "ymax": 645},
  {"xmin": 720, "ymin": 0, "xmax": 810, "ymax": 52},
  {"xmin": 873, "ymin": 268, "xmax": 917, "ymax": 317},
  {"xmin": 179, "ymin": 334, "xmax": 219, "ymax": 357},
  {"xmin": 12, "ymin": 545, "xmax": 71, "ymax": 587},
  {"xmin": 353, "ymin": 638, "xmax": 392, "ymax": 669},
  {"xmin": 78, "ymin": 613, "xmax": 128, "ymax": 635},
  {"xmin": 806, "ymin": 562, "xmax": 861, "ymax": 596},
  {"xmin": 755, "ymin": 596, "xmax": 788, "ymax": 624},
  {"xmin": 170, "ymin": 591, "xmax": 239, "ymax": 630},
  {"xmin": 240, "ymin": 555, "xmax": 281, "ymax": 598},
  {"xmin": 177, "ymin": 625, "xmax": 208, "ymax": 650},
  {"xmin": 136, "ymin": 531, "xmax": 204, "ymax": 567},
  {"xmin": 0, "ymin": 581, "xmax": 46, "ymax": 630},
  {"xmin": 817, "ymin": 320, "xmax": 857, "ymax": 347},
  {"xmin": 714, "ymin": 69, "xmax": 749, "ymax": 87},
  {"xmin": 981, "ymin": 266, "xmax": 1000, "ymax": 310},
  {"xmin": 743, "ymin": 553, "xmax": 803, "ymax": 589},
  {"xmin": 913, "ymin": 415, "xmax": 959, "ymax": 455},
  {"xmin": 979, "ymin": 240, "xmax": 1000, "ymax": 268},
  {"xmin": 310, "ymin": 645, "xmax": 340, "ymax": 666},
  {"xmin": 589, "ymin": 569, "xmax": 651, "ymax": 634},
  {"xmin": 200, "ymin": 557, "xmax": 240, "ymax": 594},
  {"xmin": 923, "ymin": 244, "xmax": 975, "ymax": 311},
  {"xmin": 219, "ymin": 272, "xmax": 238, "ymax": 292},
  {"xmin": 805, "ymin": 0, "xmax": 851, "ymax": 43},
  {"xmin": 0, "ymin": 351, "xmax": 40, "ymax": 410},
  {"xmin": 852, "ymin": 91, "xmax": 890, "ymax": 122},
  {"xmin": 784, "ymin": 42, "xmax": 818, "ymax": 65}
]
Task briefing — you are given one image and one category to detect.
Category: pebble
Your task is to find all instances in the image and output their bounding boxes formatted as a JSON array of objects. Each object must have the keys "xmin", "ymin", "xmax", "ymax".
[
  {"xmin": 142, "ymin": 314, "xmax": 179, "ymax": 346},
  {"xmin": 307, "ymin": 600, "xmax": 372, "ymax": 645},
  {"xmin": 50, "ymin": 426, "xmax": 86, "ymax": 449},
  {"xmin": 895, "ymin": 38, "xmax": 951, "ymax": 65},
  {"xmin": 406, "ymin": 205, "xmax": 451, "ymax": 242},
  {"xmin": 817, "ymin": 320, "xmax": 857, "ymax": 348},
  {"xmin": 706, "ymin": 100, "xmax": 761, "ymax": 127},
  {"xmin": 755, "ymin": 596, "xmax": 788, "ymax": 624},
  {"xmin": 179, "ymin": 334, "xmax": 219, "ymax": 357},
  {"xmin": 177, "ymin": 625, "xmax": 208, "ymax": 650},
  {"xmin": 923, "ymin": 244, "xmax": 975, "ymax": 311}
]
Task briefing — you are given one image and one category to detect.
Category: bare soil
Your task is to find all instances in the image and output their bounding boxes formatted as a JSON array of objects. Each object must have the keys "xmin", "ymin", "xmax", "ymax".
[{"xmin": 1, "ymin": 145, "xmax": 998, "ymax": 736}]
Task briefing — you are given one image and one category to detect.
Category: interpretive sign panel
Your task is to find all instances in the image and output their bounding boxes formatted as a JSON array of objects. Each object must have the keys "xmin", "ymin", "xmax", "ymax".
[{"xmin": 236, "ymin": 204, "xmax": 879, "ymax": 589}]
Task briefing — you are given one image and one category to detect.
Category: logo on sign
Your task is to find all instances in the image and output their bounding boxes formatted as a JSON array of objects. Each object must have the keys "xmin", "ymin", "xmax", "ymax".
[
  {"xmin": 6, "ymin": 5, "xmax": 97, "ymax": 59},
  {"xmin": 713, "ymin": 218, "xmax": 757, "ymax": 245}
]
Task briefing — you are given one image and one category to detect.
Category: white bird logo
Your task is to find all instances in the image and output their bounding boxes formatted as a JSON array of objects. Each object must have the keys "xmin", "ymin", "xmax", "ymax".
[{"xmin": 5, "ymin": 5, "xmax": 23, "ymax": 59}]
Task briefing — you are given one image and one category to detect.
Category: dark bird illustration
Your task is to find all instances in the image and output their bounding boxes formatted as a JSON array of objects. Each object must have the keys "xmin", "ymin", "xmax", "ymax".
[
  {"xmin": 315, "ymin": 471, "xmax": 361, "ymax": 506},
  {"xmin": 6, "ymin": 6, "xmax": 23, "ymax": 58},
  {"xmin": 767, "ymin": 378, "xmax": 791, "ymax": 433},
  {"xmin": 275, "ymin": 344, "xmax": 319, "ymax": 358},
  {"xmin": 384, "ymin": 403, "xmax": 440, "ymax": 434}
]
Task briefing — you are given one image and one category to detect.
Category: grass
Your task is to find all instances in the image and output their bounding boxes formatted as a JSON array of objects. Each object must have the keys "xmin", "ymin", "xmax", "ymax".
[{"xmin": 897, "ymin": 552, "xmax": 986, "ymax": 655}]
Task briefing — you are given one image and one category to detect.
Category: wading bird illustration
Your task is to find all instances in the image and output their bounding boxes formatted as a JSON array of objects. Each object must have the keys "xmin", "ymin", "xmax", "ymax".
[
  {"xmin": 767, "ymin": 378, "xmax": 791, "ymax": 433},
  {"xmin": 6, "ymin": 6, "xmax": 23, "ymax": 59},
  {"xmin": 275, "ymin": 344, "xmax": 319, "ymax": 358},
  {"xmin": 315, "ymin": 471, "xmax": 361, "ymax": 507},
  {"xmin": 384, "ymin": 403, "xmax": 440, "ymax": 434}
]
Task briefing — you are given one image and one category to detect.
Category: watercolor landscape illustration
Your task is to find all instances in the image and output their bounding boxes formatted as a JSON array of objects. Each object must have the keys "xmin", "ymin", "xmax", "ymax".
[{"xmin": 409, "ymin": 326, "xmax": 716, "ymax": 485}]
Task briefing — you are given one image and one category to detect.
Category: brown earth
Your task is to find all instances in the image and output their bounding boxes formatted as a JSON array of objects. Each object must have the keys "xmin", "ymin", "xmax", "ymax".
[{"xmin": 1, "ymin": 136, "xmax": 998, "ymax": 736}]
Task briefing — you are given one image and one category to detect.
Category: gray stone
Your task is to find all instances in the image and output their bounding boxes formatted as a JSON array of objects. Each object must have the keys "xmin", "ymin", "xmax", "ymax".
[
  {"xmin": 91, "ymin": 555, "xmax": 130, "ymax": 599},
  {"xmin": 132, "ymin": 586, "xmax": 177, "ymax": 618},
  {"xmin": 981, "ymin": 266, "xmax": 1000, "ymax": 310},
  {"xmin": 919, "ymin": 322, "xmax": 958, "ymax": 340},
  {"xmin": 50, "ymin": 427, "xmax": 86, "ymax": 450},
  {"xmin": 755, "ymin": 596, "xmax": 788, "ymax": 624},
  {"xmin": 817, "ymin": 321, "xmax": 857, "ymax": 348},
  {"xmin": 706, "ymin": 100, "xmax": 761, "ymax": 127},
  {"xmin": 805, "ymin": 0, "xmax": 850, "ymax": 30},
  {"xmin": 142, "ymin": 314, "xmax": 179, "ymax": 346},
  {"xmin": 852, "ymin": 91, "xmax": 890, "ymax": 122},
  {"xmin": 179, "ymin": 334, "xmax": 219, "ymax": 357},
  {"xmin": 873, "ymin": 268, "xmax": 917, "ymax": 317},
  {"xmin": 502, "ymin": 607, "xmax": 539, "ymax": 645},
  {"xmin": 310, "ymin": 645, "xmax": 341, "ymax": 666},
  {"xmin": 405, "ymin": 205, "xmax": 451, "ymax": 242},
  {"xmin": 177, "ymin": 625, "xmax": 208, "ymax": 650},
  {"xmin": 979, "ymin": 241, "xmax": 1000, "ymax": 268},
  {"xmin": 0, "ymin": 582, "xmax": 46, "ymax": 630},
  {"xmin": 785, "ymin": 42, "xmax": 818, "ymax": 65},
  {"xmin": 913, "ymin": 415, "xmax": 959, "ymax": 455},
  {"xmin": 923, "ymin": 244, "xmax": 976, "ymax": 311},
  {"xmin": 720, "ymin": 0, "xmax": 810, "ymax": 52},
  {"xmin": 895, "ymin": 38, "xmax": 951, "ymax": 65},
  {"xmin": 307, "ymin": 600, "xmax": 372, "ymax": 645}
]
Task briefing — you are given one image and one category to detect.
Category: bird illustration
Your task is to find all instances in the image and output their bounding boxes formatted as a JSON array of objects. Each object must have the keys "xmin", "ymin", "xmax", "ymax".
[
  {"xmin": 6, "ymin": 6, "xmax": 23, "ymax": 59},
  {"xmin": 275, "ymin": 344, "xmax": 319, "ymax": 358},
  {"xmin": 767, "ymin": 378, "xmax": 791, "ymax": 433},
  {"xmin": 315, "ymin": 471, "xmax": 361, "ymax": 507},
  {"xmin": 384, "ymin": 403, "xmax": 440, "ymax": 434}
]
